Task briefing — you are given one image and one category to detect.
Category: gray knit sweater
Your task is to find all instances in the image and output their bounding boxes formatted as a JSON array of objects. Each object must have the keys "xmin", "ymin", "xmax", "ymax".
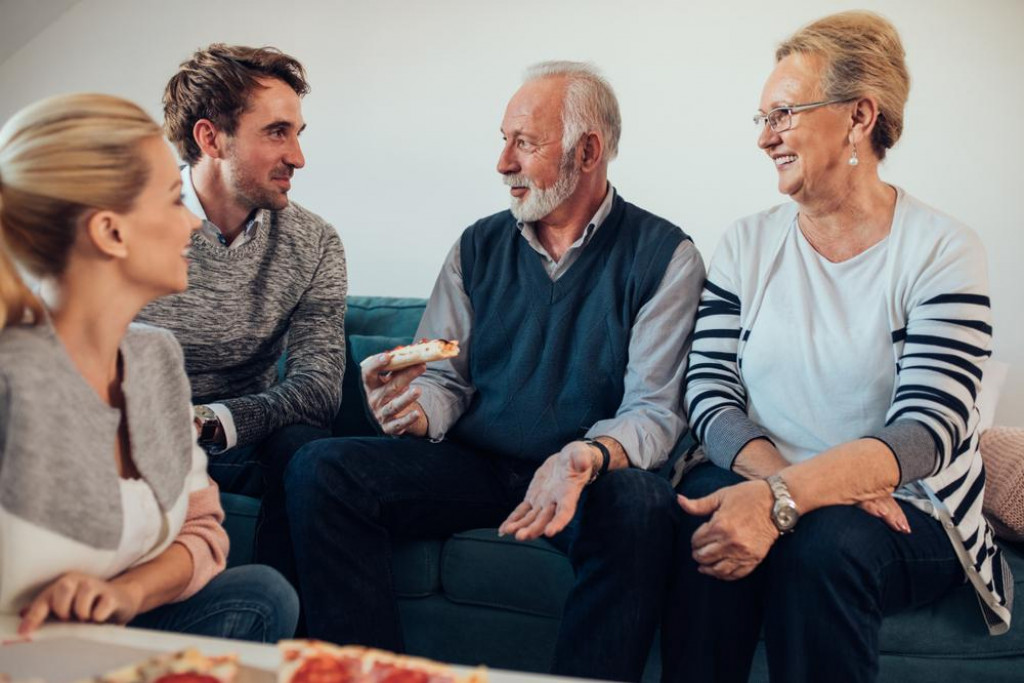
[{"xmin": 137, "ymin": 201, "xmax": 347, "ymax": 447}]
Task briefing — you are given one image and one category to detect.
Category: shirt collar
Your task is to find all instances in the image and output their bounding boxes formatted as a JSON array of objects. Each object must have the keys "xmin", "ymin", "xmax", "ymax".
[
  {"xmin": 181, "ymin": 166, "xmax": 263, "ymax": 247},
  {"xmin": 517, "ymin": 184, "xmax": 616, "ymax": 260}
]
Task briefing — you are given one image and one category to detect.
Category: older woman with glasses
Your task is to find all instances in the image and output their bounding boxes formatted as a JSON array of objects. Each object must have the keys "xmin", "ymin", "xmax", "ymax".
[{"xmin": 666, "ymin": 11, "xmax": 1010, "ymax": 682}]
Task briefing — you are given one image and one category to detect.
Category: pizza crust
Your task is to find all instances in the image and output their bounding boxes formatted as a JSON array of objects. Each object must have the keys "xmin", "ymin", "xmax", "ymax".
[{"xmin": 360, "ymin": 339, "xmax": 461, "ymax": 372}]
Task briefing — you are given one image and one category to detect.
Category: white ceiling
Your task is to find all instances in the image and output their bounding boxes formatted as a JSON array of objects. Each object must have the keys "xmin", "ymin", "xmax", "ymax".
[{"xmin": 0, "ymin": 0, "xmax": 80, "ymax": 65}]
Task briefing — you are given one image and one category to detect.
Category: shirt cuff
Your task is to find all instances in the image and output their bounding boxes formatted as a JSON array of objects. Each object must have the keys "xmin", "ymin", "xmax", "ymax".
[
  {"xmin": 207, "ymin": 403, "xmax": 238, "ymax": 451},
  {"xmin": 702, "ymin": 408, "xmax": 774, "ymax": 470},
  {"xmin": 584, "ymin": 422, "xmax": 643, "ymax": 468},
  {"xmin": 866, "ymin": 420, "xmax": 939, "ymax": 486},
  {"xmin": 412, "ymin": 382, "xmax": 459, "ymax": 441}
]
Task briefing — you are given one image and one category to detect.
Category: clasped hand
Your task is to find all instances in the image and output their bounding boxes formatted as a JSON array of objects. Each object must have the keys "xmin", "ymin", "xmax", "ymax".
[
  {"xmin": 362, "ymin": 353, "xmax": 426, "ymax": 436},
  {"xmin": 19, "ymin": 571, "xmax": 142, "ymax": 634},
  {"xmin": 677, "ymin": 480, "xmax": 780, "ymax": 581},
  {"xmin": 499, "ymin": 441, "xmax": 596, "ymax": 541}
]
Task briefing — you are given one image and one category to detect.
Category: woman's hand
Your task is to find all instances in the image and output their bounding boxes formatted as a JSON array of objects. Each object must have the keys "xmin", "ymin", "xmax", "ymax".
[
  {"xmin": 19, "ymin": 572, "xmax": 143, "ymax": 634},
  {"xmin": 678, "ymin": 479, "xmax": 779, "ymax": 580},
  {"xmin": 857, "ymin": 494, "xmax": 911, "ymax": 533}
]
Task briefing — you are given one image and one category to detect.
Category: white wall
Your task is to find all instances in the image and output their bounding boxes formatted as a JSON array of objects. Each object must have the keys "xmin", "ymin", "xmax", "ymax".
[{"xmin": 1, "ymin": 0, "xmax": 1021, "ymax": 426}]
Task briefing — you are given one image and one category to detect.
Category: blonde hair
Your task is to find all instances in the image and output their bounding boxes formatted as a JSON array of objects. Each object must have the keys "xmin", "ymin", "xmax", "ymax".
[
  {"xmin": 0, "ymin": 93, "xmax": 162, "ymax": 328},
  {"xmin": 776, "ymin": 11, "xmax": 910, "ymax": 160}
]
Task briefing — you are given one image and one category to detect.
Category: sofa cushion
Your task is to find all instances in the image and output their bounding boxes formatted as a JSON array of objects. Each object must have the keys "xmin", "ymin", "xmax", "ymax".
[
  {"xmin": 439, "ymin": 529, "xmax": 575, "ymax": 618},
  {"xmin": 219, "ymin": 492, "xmax": 260, "ymax": 568},
  {"xmin": 393, "ymin": 538, "xmax": 445, "ymax": 597},
  {"xmin": 346, "ymin": 297, "xmax": 425, "ymax": 338},
  {"xmin": 878, "ymin": 541, "xmax": 1024, "ymax": 657}
]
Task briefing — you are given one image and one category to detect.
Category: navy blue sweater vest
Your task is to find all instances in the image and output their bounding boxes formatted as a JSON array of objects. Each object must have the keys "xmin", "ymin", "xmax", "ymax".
[{"xmin": 449, "ymin": 193, "xmax": 686, "ymax": 461}]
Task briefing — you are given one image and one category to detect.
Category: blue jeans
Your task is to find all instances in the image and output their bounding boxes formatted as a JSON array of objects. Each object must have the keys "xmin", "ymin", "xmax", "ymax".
[
  {"xmin": 128, "ymin": 565, "xmax": 299, "ymax": 642},
  {"xmin": 285, "ymin": 436, "xmax": 539, "ymax": 650},
  {"xmin": 552, "ymin": 468, "xmax": 683, "ymax": 682},
  {"xmin": 665, "ymin": 463, "xmax": 965, "ymax": 683},
  {"xmin": 206, "ymin": 424, "xmax": 329, "ymax": 592}
]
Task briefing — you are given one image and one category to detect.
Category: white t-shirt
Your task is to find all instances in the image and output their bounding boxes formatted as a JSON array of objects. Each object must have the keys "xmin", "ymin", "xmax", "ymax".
[
  {"xmin": 742, "ymin": 223, "xmax": 894, "ymax": 463},
  {"xmin": 109, "ymin": 478, "xmax": 164, "ymax": 576}
]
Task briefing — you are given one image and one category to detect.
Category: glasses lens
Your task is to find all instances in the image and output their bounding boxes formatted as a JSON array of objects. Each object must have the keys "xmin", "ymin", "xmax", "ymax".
[{"xmin": 767, "ymin": 109, "xmax": 790, "ymax": 132}]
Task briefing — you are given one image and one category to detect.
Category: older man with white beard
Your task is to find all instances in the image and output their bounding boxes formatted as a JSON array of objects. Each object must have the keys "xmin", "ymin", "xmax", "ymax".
[{"xmin": 285, "ymin": 61, "xmax": 705, "ymax": 681}]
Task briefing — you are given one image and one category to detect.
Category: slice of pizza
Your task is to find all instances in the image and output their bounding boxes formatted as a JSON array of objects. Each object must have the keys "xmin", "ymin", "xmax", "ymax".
[
  {"xmin": 278, "ymin": 640, "xmax": 486, "ymax": 683},
  {"xmin": 87, "ymin": 648, "xmax": 238, "ymax": 683},
  {"xmin": 360, "ymin": 339, "xmax": 461, "ymax": 372}
]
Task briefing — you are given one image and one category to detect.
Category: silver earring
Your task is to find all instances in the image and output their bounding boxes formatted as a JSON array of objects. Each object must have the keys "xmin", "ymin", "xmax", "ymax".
[{"xmin": 848, "ymin": 144, "xmax": 859, "ymax": 166}]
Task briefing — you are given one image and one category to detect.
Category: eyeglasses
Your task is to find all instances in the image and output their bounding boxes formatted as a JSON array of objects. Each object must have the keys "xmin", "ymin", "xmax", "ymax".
[{"xmin": 753, "ymin": 98, "xmax": 856, "ymax": 133}]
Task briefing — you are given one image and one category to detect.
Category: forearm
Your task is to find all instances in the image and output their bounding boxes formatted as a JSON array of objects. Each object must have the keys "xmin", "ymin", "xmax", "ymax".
[
  {"xmin": 222, "ymin": 369, "xmax": 342, "ymax": 444},
  {"xmin": 591, "ymin": 435, "xmax": 630, "ymax": 472},
  {"xmin": 110, "ymin": 543, "xmax": 194, "ymax": 615},
  {"xmin": 732, "ymin": 437, "xmax": 789, "ymax": 480},
  {"xmin": 781, "ymin": 438, "xmax": 900, "ymax": 514}
]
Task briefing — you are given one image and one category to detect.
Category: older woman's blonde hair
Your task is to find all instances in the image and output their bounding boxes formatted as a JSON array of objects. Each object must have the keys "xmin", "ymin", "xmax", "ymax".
[
  {"xmin": 777, "ymin": 11, "xmax": 910, "ymax": 160},
  {"xmin": 0, "ymin": 93, "xmax": 162, "ymax": 328}
]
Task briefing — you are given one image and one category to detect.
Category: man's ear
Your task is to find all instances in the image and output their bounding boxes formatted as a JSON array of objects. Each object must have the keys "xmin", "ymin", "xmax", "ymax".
[
  {"xmin": 84, "ymin": 210, "xmax": 129, "ymax": 259},
  {"xmin": 193, "ymin": 118, "xmax": 228, "ymax": 160},
  {"xmin": 578, "ymin": 131, "xmax": 604, "ymax": 173}
]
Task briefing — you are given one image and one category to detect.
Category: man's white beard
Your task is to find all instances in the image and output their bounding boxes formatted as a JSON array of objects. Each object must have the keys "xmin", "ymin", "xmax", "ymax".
[{"xmin": 505, "ymin": 155, "xmax": 580, "ymax": 223}]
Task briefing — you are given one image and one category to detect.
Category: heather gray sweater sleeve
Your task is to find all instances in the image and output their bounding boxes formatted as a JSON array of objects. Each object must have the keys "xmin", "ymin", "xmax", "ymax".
[{"xmin": 221, "ymin": 227, "xmax": 347, "ymax": 445}]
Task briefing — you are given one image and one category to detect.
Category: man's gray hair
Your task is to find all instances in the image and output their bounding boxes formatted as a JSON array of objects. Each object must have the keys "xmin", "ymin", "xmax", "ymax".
[{"xmin": 523, "ymin": 61, "xmax": 621, "ymax": 161}]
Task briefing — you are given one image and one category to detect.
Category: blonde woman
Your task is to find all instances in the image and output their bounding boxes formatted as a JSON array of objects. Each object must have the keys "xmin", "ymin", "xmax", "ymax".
[
  {"xmin": 0, "ymin": 93, "xmax": 297, "ymax": 640},
  {"xmin": 672, "ymin": 11, "xmax": 1008, "ymax": 682}
]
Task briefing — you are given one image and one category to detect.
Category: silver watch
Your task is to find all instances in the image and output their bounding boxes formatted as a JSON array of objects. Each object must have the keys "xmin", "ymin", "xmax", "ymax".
[{"xmin": 766, "ymin": 474, "xmax": 799, "ymax": 534}]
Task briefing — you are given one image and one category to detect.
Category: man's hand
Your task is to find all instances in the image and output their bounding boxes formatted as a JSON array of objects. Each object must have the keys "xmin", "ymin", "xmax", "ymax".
[
  {"xmin": 18, "ymin": 572, "xmax": 143, "ymax": 635},
  {"xmin": 677, "ymin": 479, "xmax": 779, "ymax": 581},
  {"xmin": 857, "ymin": 494, "xmax": 911, "ymax": 533},
  {"xmin": 499, "ymin": 441, "xmax": 598, "ymax": 541},
  {"xmin": 362, "ymin": 353, "xmax": 428, "ymax": 437}
]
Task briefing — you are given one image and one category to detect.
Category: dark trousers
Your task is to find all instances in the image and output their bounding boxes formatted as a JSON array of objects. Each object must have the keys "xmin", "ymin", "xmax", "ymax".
[
  {"xmin": 284, "ymin": 434, "xmax": 681, "ymax": 681},
  {"xmin": 552, "ymin": 468, "xmax": 683, "ymax": 682},
  {"xmin": 284, "ymin": 437, "xmax": 538, "ymax": 650},
  {"xmin": 206, "ymin": 424, "xmax": 329, "ymax": 591},
  {"xmin": 665, "ymin": 462, "xmax": 965, "ymax": 683}
]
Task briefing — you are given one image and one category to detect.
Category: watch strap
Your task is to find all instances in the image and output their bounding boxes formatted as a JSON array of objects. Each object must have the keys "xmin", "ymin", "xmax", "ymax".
[{"xmin": 583, "ymin": 438, "xmax": 611, "ymax": 483}]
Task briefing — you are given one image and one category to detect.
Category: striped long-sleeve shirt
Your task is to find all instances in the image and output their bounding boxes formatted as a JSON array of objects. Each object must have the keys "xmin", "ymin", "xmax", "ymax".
[{"xmin": 681, "ymin": 188, "xmax": 1011, "ymax": 634}]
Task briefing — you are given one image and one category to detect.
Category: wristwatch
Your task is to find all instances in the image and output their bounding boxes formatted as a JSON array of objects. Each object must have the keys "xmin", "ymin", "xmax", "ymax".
[
  {"xmin": 765, "ymin": 474, "xmax": 799, "ymax": 534},
  {"xmin": 193, "ymin": 404, "xmax": 220, "ymax": 445}
]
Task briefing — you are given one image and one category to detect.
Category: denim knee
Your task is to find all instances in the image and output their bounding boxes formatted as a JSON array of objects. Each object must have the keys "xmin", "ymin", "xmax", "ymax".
[
  {"xmin": 768, "ymin": 506, "xmax": 881, "ymax": 590},
  {"xmin": 582, "ymin": 468, "xmax": 680, "ymax": 539},
  {"xmin": 216, "ymin": 565, "xmax": 299, "ymax": 642}
]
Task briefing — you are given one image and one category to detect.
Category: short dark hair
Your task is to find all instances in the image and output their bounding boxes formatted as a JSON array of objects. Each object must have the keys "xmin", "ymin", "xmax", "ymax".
[{"xmin": 163, "ymin": 44, "xmax": 310, "ymax": 165}]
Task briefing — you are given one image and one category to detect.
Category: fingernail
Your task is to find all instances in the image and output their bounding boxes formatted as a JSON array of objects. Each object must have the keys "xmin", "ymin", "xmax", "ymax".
[{"xmin": 378, "ymin": 354, "xmax": 387, "ymax": 361}]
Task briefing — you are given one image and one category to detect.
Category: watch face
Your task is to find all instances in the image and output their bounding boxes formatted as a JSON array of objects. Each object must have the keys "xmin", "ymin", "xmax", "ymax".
[
  {"xmin": 194, "ymin": 405, "xmax": 216, "ymax": 421},
  {"xmin": 773, "ymin": 500, "xmax": 799, "ymax": 532}
]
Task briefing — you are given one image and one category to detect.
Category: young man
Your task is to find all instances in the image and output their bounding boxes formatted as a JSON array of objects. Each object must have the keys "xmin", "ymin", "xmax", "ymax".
[{"xmin": 137, "ymin": 44, "xmax": 346, "ymax": 584}]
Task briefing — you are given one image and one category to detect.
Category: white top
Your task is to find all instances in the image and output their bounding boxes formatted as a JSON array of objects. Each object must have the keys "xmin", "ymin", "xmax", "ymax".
[
  {"xmin": 682, "ymin": 188, "xmax": 1011, "ymax": 634},
  {"xmin": 110, "ymin": 478, "xmax": 165, "ymax": 577},
  {"xmin": 743, "ymin": 226, "xmax": 893, "ymax": 462}
]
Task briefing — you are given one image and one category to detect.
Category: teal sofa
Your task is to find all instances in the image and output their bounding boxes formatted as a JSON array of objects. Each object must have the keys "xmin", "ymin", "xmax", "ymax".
[{"xmin": 221, "ymin": 295, "xmax": 1024, "ymax": 681}]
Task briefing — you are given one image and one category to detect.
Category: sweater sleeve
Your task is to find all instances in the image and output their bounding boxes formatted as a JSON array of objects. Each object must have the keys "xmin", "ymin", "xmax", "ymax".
[
  {"xmin": 683, "ymin": 225, "xmax": 774, "ymax": 470},
  {"xmin": 869, "ymin": 225, "xmax": 991, "ymax": 485},
  {"xmin": 221, "ymin": 225, "xmax": 347, "ymax": 446},
  {"xmin": 170, "ymin": 443, "xmax": 229, "ymax": 602}
]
